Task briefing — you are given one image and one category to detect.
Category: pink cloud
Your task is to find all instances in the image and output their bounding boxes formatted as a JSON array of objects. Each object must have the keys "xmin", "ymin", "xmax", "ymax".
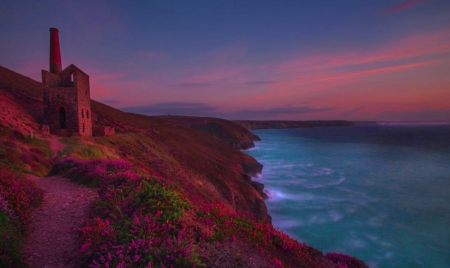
[
  {"xmin": 275, "ymin": 29, "xmax": 450, "ymax": 76},
  {"xmin": 255, "ymin": 29, "xmax": 450, "ymax": 102},
  {"xmin": 382, "ymin": 0, "xmax": 428, "ymax": 14}
]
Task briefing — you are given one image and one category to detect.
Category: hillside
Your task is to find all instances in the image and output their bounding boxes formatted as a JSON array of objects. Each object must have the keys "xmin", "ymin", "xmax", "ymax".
[
  {"xmin": 90, "ymin": 101, "xmax": 260, "ymax": 150},
  {"xmin": 0, "ymin": 65, "xmax": 368, "ymax": 267}
]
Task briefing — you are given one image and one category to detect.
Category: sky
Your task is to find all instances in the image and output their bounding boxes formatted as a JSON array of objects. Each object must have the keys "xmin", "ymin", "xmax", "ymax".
[{"xmin": 1, "ymin": 0, "xmax": 450, "ymax": 121}]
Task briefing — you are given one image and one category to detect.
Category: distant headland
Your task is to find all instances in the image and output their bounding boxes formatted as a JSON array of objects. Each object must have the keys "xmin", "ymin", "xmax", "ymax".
[{"xmin": 236, "ymin": 120, "xmax": 355, "ymax": 130}]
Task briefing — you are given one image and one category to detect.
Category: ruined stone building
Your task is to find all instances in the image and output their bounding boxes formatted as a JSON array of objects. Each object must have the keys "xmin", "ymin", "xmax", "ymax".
[{"xmin": 42, "ymin": 28, "xmax": 92, "ymax": 136}]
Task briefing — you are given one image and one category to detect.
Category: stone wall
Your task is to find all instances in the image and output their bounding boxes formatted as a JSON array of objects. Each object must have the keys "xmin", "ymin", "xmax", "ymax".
[
  {"xmin": 42, "ymin": 70, "xmax": 61, "ymax": 88},
  {"xmin": 42, "ymin": 65, "xmax": 93, "ymax": 136},
  {"xmin": 74, "ymin": 70, "xmax": 92, "ymax": 136},
  {"xmin": 43, "ymin": 86, "xmax": 79, "ymax": 135},
  {"xmin": 92, "ymin": 126, "xmax": 115, "ymax": 136}
]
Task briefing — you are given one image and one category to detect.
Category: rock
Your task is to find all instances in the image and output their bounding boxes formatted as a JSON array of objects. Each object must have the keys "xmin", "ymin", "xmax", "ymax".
[{"xmin": 251, "ymin": 181, "xmax": 268, "ymax": 200}]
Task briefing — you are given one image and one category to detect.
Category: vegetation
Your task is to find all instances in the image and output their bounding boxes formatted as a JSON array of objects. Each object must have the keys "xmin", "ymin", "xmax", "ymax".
[
  {"xmin": 60, "ymin": 136, "xmax": 118, "ymax": 160},
  {"xmin": 0, "ymin": 126, "xmax": 51, "ymax": 176},
  {"xmin": 53, "ymin": 158, "xmax": 202, "ymax": 267},
  {"xmin": 0, "ymin": 170, "xmax": 43, "ymax": 267},
  {"xmin": 0, "ymin": 84, "xmax": 368, "ymax": 267},
  {"xmin": 51, "ymin": 156, "xmax": 360, "ymax": 267},
  {"xmin": 0, "ymin": 126, "xmax": 49, "ymax": 267}
]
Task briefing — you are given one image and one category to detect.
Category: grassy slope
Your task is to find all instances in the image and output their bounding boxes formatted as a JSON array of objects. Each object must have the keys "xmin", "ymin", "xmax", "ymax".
[
  {"xmin": 0, "ymin": 66, "xmax": 369, "ymax": 267},
  {"xmin": 0, "ymin": 126, "xmax": 49, "ymax": 267},
  {"xmin": 91, "ymin": 101, "xmax": 260, "ymax": 149}
]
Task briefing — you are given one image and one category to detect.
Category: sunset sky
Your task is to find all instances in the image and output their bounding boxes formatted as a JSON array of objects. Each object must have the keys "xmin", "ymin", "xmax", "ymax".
[{"xmin": 1, "ymin": 0, "xmax": 449, "ymax": 121}]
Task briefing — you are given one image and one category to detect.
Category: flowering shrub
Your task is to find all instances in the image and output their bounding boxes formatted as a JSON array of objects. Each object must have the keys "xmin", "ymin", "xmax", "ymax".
[
  {"xmin": 0, "ymin": 169, "xmax": 43, "ymax": 228},
  {"xmin": 52, "ymin": 158, "xmax": 138, "ymax": 187},
  {"xmin": 0, "ymin": 169, "xmax": 43, "ymax": 268},
  {"xmin": 0, "ymin": 140, "xmax": 51, "ymax": 176},
  {"xmin": 54, "ymin": 158, "xmax": 201, "ymax": 267},
  {"xmin": 195, "ymin": 203, "xmax": 322, "ymax": 266},
  {"xmin": 54, "ymin": 157, "xmax": 364, "ymax": 267}
]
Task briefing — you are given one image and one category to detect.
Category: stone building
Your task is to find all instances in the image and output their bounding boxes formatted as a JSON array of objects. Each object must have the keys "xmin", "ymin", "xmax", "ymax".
[{"xmin": 42, "ymin": 28, "xmax": 92, "ymax": 136}]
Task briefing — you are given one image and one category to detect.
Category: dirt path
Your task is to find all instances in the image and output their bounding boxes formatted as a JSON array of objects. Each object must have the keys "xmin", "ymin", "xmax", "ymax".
[
  {"xmin": 24, "ymin": 138, "xmax": 98, "ymax": 267},
  {"xmin": 46, "ymin": 137, "xmax": 66, "ymax": 159}
]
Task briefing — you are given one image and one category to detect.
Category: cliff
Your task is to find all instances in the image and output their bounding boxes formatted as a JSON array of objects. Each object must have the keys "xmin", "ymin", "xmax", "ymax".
[
  {"xmin": 158, "ymin": 115, "xmax": 261, "ymax": 149},
  {"xmin": 0, "ymin": 64, "xmax": 368, "ymax": 267}
]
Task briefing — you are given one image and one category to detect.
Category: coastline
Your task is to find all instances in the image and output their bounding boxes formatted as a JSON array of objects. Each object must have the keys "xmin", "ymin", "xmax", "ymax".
[
  {"xmin": 239, "ymin": 122, "xmax": 356, "ymax": 202},
  {"xmin": 236, "ymin": 120, "xmax": 355, "ymax": 130}
]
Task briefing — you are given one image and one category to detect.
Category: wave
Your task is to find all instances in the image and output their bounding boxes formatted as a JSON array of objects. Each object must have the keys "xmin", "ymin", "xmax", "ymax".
[{"xmin": 303, "ymin": 176, "xmax": 346, "ymax": 189}]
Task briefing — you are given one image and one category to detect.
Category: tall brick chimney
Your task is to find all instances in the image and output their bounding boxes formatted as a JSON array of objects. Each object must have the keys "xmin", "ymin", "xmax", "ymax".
[{"xmin": 49, "ymin": 28, "xmax": 62, "ymax": 74}]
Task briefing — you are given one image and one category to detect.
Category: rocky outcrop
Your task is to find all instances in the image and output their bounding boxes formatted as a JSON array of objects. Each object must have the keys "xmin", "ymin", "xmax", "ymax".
[
  {"xmin": 241, "ymin": 161, "xmax": 263, "ymax": 177},
  {"xmin": 251, "ymin": 181, "xmax": 268, "ymax": 200}
]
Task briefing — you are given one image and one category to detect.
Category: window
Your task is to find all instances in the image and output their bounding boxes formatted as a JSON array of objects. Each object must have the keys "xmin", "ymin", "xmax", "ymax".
[
  {"xmin": 81, "ymin": 109, "xmax": 84, "ymax": 118},
  {"xmin": 86, "ymin": 110, "xmax": 89, "ymax": 119},
  {"xmin": 70, "ymin": 73, "xmax": 74, "ymax": 81},
  {"xmin": 82, "ymin": 123, "xmax": 85, "ymax": 132},
  {"xmin": 58, "ymin": 107, "xmax": 66, "ymax": 129}
]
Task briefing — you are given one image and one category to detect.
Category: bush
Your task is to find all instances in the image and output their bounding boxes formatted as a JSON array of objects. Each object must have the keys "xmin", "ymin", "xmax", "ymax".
[
  {"xmin": 54, "ymin": 158, "xmax": 201, "ymax": 267},
  {"xmin": 0, "ymin": 169, "xmax": 43, "ymax": 268}
]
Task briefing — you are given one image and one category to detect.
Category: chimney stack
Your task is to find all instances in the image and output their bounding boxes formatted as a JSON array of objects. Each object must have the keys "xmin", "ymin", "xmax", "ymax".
[{"xmin": 49, "ymin": 28, "xmax": 62, "ymax": 74}]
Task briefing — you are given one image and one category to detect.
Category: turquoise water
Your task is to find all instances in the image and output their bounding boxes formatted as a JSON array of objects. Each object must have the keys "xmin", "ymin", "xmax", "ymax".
[{"xmin": 245, "ymin": 126, "xmax": 450, "ymax": 268}]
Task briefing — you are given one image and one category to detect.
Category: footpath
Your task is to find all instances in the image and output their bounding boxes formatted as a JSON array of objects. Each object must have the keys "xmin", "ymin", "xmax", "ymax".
[{"xmin": 24, "ymin": 138, "xmax": 97, "ymax": 268}]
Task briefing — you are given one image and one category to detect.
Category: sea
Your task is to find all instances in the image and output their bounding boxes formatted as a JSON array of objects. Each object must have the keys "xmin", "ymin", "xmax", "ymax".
[{"xmin": 244, "ymin": 124, "xmax": 450, "ymax": 268}]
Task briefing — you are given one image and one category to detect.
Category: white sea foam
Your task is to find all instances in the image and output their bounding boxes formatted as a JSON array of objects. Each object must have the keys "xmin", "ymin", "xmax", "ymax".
[
  {"xmin": 351, "ymin": 239, "xmax": 367, "ymax": 248},
  {"xmin": 364, "ymin": 234, "xmax": 379, "ymax": 241},
  {"xmin": 303, "ymin": 176, "xmax": 346, "ymax": 189},
  {"xmin": 328, "ymin": 210, "xmax": 343, "ymax": 222},
  {"xmin": 308, "ymin": 215, "xmax": 328, "ymax": 225},
  {"xmin": 310, "ymin": 167, "xmax": 334, "ymax": 177},
  {"xmin": 269, "ymin": 190, "xmax": 316, "ymax": 202},
  {"xmin": 368, "ymin": 213, "xmax": 387, "ymax": 227}
]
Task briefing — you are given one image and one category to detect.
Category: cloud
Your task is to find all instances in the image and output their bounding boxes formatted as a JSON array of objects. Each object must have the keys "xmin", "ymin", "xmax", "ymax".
[
  {"xmin": 341, "ymin": 106, "xmax": 365, "ymax": 117},
  {"xmin": 382, "ymin": 0, "xmax": 428, "ymax": 14},
  {"xmin": 175, "ymin": 82, "xmax": 213, "ymax": 88},
  {"xmin": 239, "ymin": 81, "xmax": 275, "ymax": 85},
  {"xmin": 256, "ymin": 29, "xmax": 450, "ymax": 101},
  {"xmin": 122, "ymin": 102, "xmax": 218, "ymax": 116}
]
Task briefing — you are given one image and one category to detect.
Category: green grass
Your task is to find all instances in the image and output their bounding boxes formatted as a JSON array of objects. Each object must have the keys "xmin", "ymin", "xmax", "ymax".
[
  {"xmin": 0, "ymin": 126, "xmax": 52, "ymax": 176},
  {"xmin": 61, "ymin": 136, "xmax": 118, "ymax": 160}
]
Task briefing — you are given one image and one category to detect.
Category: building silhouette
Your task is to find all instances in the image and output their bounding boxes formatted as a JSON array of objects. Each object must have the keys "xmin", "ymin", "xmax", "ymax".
[{"xmin": 42, "ymin": 28, "xmax": 92, "ymax": 136}]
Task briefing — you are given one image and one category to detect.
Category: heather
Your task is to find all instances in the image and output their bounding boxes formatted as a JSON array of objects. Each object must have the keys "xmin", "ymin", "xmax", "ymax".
[
  {"xmin": 54, "ymin": 158, "xmax": 202, "ymax": 267},
  {"xmin": 51, "ymin": 156, "xmax": 361, "ymax": 267},
  {"xmin": 0, "ymin": 127, "xmax": 49, "ymax": 267},
  {"xmin": 0, "ymin": 126, "xmax": 52, "ymax": 176},
  {"xmin": 0, "ymin": 170, "xmax": 43, "ymax": 267}
]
